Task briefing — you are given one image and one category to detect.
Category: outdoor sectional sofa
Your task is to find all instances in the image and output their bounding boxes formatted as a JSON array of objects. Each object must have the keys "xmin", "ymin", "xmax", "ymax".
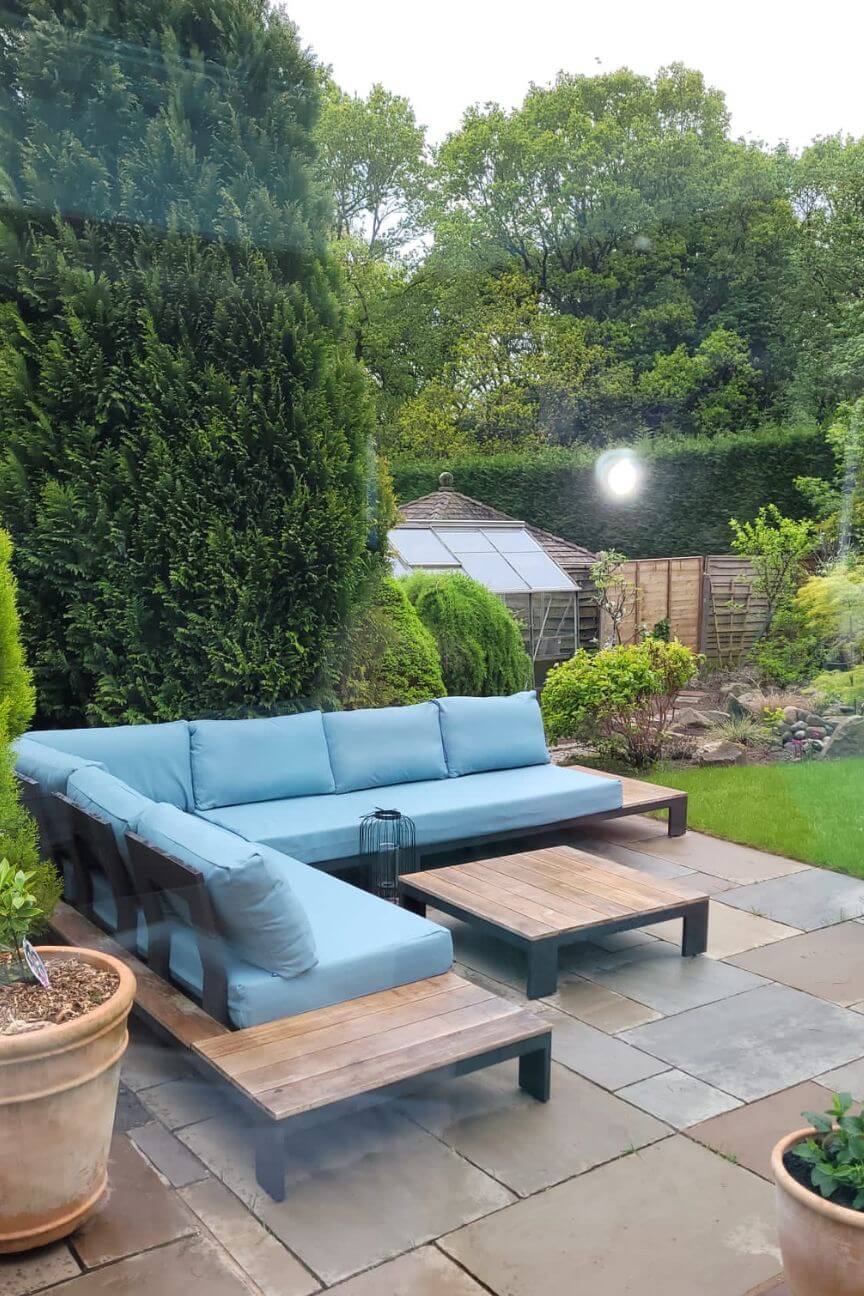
[{"xmin": 14, "ymin": 692, "xmax": 626, "ymax": 1029}]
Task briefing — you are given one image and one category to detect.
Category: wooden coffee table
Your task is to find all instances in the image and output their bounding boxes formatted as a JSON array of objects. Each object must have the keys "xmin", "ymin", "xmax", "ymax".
[
  {"xmin": 398, "ymin": 846, "xmax": 710, "ymax": 999},
  {"xmin": 194, "ymin": 972, "xmax": 551, "ymax": 1200}
]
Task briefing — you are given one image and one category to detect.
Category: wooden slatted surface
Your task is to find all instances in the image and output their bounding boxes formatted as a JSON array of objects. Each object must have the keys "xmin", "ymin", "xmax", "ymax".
[
  {"xmin": 49, "ymin": 901, "xmax": 229, "ymax": 1048},
  {"xmin": 194, "ymin": 972, "xmax": 548, "ymax": 1120},
  {"xmin": 400, "ymin": 846, "xmax": 707, "ymax": 941},
  {"xmin": 567, "ymin": 763, "xmax": 686, "ymax": 812}
]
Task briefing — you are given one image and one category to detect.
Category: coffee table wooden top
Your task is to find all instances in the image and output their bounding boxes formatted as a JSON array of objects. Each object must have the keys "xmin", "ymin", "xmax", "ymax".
[
  {"xmin": 194, "ymin": 972, "xmax": 548, "ymax": 1121},
  {"xmin": 399, "ymin": 845, "xmax": 708, "ymax": 942}
]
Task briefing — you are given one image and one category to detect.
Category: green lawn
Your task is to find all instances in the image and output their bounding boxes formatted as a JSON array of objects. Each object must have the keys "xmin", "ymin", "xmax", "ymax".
[{"xmin": 643, "ymin": 758, "xmax": 864, "ymax": 878}]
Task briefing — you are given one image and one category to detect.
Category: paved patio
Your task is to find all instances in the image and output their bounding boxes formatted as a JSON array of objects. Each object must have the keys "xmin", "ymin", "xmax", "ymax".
[{"xmin": 9, "ymin": 814, "xmax": 864, "ymax": 1295}]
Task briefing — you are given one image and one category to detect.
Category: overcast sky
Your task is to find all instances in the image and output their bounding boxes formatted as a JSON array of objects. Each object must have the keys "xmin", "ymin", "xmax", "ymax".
[{"xmin": 282, "ymin": 0, "xmax": 863, "ymax": 151}]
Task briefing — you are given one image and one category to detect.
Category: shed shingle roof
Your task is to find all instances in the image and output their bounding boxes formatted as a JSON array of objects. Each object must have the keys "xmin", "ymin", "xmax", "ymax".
[{"xmin": 399, "ymin": 489, "xmax": 597, "ymax": 569}]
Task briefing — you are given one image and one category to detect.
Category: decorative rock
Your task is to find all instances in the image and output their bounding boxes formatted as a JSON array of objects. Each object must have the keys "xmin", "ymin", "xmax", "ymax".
[
  {"xmin": 718, "ymin": 681, "xmax": 751, "ymax": 699},
  {"xmin": 804, "ymin": 713, "xmax": 824, "ymax": 728},
  {"xmin": 671, "ymin": 707, "xmax": 714, "ymax": 731},
  {"xmin": 698, "ymin": 739, "xmax": 746, "ymax": 766},
  {"xmin": 727, "ymin": 690, "xmax": 765, "ymax": 720},
  {"xmin": 805, "ymin": 727, "xmax": 827, "ymax": 739},
  {"xmin": 820, "ymin": 715, "xmax": 864, "ymax": 760},
  {"xmin": 782, "ymin": 706, "xmax": 798, "ymax": 725}
]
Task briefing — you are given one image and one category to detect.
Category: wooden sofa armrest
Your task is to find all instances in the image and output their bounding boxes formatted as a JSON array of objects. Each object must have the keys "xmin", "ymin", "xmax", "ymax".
[{"xmin": 125, "ymin": 830, "xmax": 230, "ymax": 1025}]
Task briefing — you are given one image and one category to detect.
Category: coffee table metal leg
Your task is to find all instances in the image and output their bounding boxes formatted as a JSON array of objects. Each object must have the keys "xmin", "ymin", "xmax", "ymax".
[
  {"xmin": 519, "ymin": 1034, "xmax": 552, "ymax": 1102},
  {"xmin": 682, "ymin": 900, "xmax": 709, "ymax": 957},
  {"xmin": 255, "ymin": 1123, "xmax": 286, "ymax": 1201},
  {"xmin": 526, "ymin": 940, "xmax": 558, "ymax": 999},
  {"xmin": 401, "ymin": 892, "xmax": 426, "ymax": 917},
  {"xmin": 668, "ymin": 797, "xmax": 687, "ymax": 837}
]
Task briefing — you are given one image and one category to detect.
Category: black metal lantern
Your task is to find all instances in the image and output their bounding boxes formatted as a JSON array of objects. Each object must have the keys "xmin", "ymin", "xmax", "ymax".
[{"xmin": 359, "ymin": 809, "xmax": 418, "ymax": 903}]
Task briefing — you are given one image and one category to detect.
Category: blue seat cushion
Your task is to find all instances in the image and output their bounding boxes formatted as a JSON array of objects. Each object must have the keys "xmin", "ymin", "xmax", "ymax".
[
  {"xmin": 436, "ymin": 692, "xmax": 550, "ymax": 776},
  {"xmin": 189, "ymin": 712, "xmax": 335, "ymax": 810},
  {"xmin": 13, "ymin": 736, "xmax": 104, "ymax": 794},
  {"xmin": 135, "ymin": 804, "xmax": 317, "ymax": 979},
  {"xmin": 199, "ymin": 764, "xmax": 623, "ymax": 865},
  {"xmin": 66, "ymin": 766, "xmax": 154, "ymax": 866},
  {"xmin": 323, "ymin": 702, "xmax": 447, "ymax": 793},
  {"xmin": 25, "ymin": 722, "xmax": 193, "ymax": 809},
  {"xmin": 149, "ymin": 859, "xmax": 453, "ymax": 1028}
]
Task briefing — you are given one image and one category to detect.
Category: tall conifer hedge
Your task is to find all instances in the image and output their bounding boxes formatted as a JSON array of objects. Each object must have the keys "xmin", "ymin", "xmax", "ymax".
[{"xmin": 0, "ymin": 1, "xmax": 372, "ymax": 724}]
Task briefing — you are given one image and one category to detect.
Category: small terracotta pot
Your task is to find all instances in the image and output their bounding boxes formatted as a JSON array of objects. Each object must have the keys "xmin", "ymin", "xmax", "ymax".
[
  {"xmin": 0, "ymin": 947, "xmax": 136, "ymax": 1254},
  {"xmin": 772, "ymin": 1128, "xmax": 864, "ymax": 1296}
]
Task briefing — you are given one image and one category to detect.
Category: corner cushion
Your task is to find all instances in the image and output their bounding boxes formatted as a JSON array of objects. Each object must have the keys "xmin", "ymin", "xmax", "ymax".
[
  {"xmin": 65, "ymin": 765, "xmax": 154, "ymax": 865},
  {"xmin": 135, "ymin": 803, "xmax": 316, "ymax": 979},
  {"xmin": 13, "ymin": 736, "xmax": 104, "ymax": 795}
]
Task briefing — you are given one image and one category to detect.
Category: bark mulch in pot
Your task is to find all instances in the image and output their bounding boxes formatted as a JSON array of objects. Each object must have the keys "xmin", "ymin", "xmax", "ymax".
[{"xmin": 0, "ymin": 956, "xmax": 120, "ymax": 1034}]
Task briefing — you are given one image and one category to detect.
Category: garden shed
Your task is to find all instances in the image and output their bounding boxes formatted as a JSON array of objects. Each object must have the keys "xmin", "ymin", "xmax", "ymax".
[{"xmin": 394, "ymin": 480, "xmax": 599, "ymax": 673}]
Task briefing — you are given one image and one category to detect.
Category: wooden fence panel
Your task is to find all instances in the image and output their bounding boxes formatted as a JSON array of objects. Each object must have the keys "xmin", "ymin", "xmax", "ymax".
[{"xmin": 598, "ymin": 554, "xmax": 762, "ymax": 664}]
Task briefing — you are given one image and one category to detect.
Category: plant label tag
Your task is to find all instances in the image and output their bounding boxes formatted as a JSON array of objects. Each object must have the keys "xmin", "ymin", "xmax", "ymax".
[{"xmin": 22, "ymin": 939, "xmax": 51, "ymax": 989}]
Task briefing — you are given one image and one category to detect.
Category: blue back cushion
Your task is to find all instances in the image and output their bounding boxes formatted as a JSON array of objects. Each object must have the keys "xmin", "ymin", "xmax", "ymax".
[
  {"xmin": 189, "ymin": 712, "xmax": 335, "ymax": 810},
  {"xmin": 323, "ymin": 703, "xmax": 448, "ymax": 793},
  {"xmin": 66, "ymin": 766, "xmax": 154, "ymax": 865},
  {"xmin": 13, "ymin": 736, "xmax": 104, "ymax": 794},
  {"xmin": 26, "ymin": 722, "xmax": 193, "ymax": 809},
  {"xmin": 135, "ymin": 804, "xmax": 317, "ymax": 979},
  {"xmin": 436, "ymin": 692, "xmax": 550, "ymax": 776}
]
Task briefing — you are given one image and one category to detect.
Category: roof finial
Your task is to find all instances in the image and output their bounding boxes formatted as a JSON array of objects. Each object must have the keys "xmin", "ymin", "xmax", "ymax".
[{"xmin": 438, "ymin": 471, "xmax": 454, "ymax": 490}]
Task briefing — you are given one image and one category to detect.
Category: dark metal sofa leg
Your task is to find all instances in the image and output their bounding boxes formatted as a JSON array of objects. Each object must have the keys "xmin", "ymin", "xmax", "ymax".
[
  {"xmin": 255, "ymin": 1124, "xmax": 286, "ymax": 1202},
  {"xmin": 682, "ymin": 900, "xmax": 709, "ymax": 957},
  {"xmin": 668, "ymin": 798, "xmax": 687, "ymax": 837},
  {"xmin": 519, "ymin": 1034, "xmax": 552, "ymax": 1102},
  {"xmin": 526, "ymin": 941, "xmax": 558, "ymax": 999}
]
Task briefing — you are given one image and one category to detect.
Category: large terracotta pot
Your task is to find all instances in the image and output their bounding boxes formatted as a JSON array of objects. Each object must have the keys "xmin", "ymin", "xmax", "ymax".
[
  {"xmin": 0, "ymin": 947, "xmax": 136, "ymax": 1253},
  {"xmin": 772, "ymin": 1128, "xmax": 864, "ymax": 1296}
]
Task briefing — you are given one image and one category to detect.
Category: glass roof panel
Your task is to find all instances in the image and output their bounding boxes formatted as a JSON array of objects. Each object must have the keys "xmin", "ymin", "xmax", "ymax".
[
  {"xmin": 459, "ymin": 552, "xmax": 530, "ymax": 592},
  {"xmin": 435, "ymin": 528, "xmax": 496, "ymax": 553},
  {"xmin": 388, "ymin": 528, "xmax": 458, "ymax": 566},
  {"xmin": 390, "ymin": 555, "xmax": 410, "ymax": 578},
  {"xmin": 487, "ymin": 528, "xmax": 541, "ymax": 554},
  {"xmin": 506, "ymin": 551, "xmax": 576, "ymax": 591}
]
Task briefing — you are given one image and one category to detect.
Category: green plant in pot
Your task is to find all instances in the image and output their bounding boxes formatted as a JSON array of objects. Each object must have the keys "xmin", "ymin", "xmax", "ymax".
[
  {"xmin": 0, "ymin": 859, "xmax": 50, "ymax": 985},
  {"xmin": 772, "ymin": 1093, "xmax": 864, "ymax": 1296}
]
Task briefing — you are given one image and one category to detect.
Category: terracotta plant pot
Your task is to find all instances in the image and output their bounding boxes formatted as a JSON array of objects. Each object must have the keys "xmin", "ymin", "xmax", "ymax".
[
  {"xmin": 0, "ymin": 947, "xmax": 136, "ymax": 1254},
  {"xmin": 772, "ymin": 1128, "xmax": 864, "ymax": 1296}
]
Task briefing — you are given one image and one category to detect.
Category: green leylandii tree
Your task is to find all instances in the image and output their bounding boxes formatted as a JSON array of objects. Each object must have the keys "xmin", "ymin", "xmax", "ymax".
[
  {"xmin": 0, "ymin": 1, "xmax": 374, "ymax": 723},
  {"xmin": 0, "ymin": 528, "xmax": 61, "ymax": 968}
]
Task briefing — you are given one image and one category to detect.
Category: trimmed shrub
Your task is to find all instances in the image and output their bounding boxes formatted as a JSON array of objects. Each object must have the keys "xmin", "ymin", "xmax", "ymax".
[
  {"xmin": 751, "ymin": 603, "xmax": 827, "ymax": 687},
  {"xmin": 0, "ymin": 1, "xmax": 373, "ymax": 725},
  {"xmin": 402, "ymin": 573, "xmax": 532, "ymax": 696},
  {"xmin": 0, "ymin": 531, "xmax": 61, "ymax": 933},
  {"xmin": 391, "ymin": 426, "xmax": 832, "ymax": 557},
  {"xmin": 542, "ymin": 638, "xmax": 698, "ymax": 767},
  {"xmin": 339, "ymin": 577, "xmax": 445, "ymax": 709}
]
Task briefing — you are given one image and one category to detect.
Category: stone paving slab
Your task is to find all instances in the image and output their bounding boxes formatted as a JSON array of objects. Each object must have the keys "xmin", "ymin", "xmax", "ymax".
[
  {"xmin": 70, "ymin": 1136, "xmax": 197, "ymax": 1269},
  {"xmin": 180, "ymin": 1178, "xmax": 319, "ymax": 1296},
  {"xmin": 325, "ymin": 1247, "xmax": 490, "ymax": 1295},
  {"xmin": 440, "ymin": 1135, "xmax": 781, "ymax": 1296},
  {"xmin": 543, "ymin": 1010, "xmax": 668, "ymax": 1089},
  {"xmin": 397, "ymin": 1060, "xmax": 669, "ymax": 1196},
  {"xmin": 571, "ymin": 814, "xmax": 671, "ymax": 844},
  {"xmin": 139, "ymin": 1076, "xmax": 234, "ymax": 1131},
  {"xmin": 121, "ymin": 1027, "xmax": 193, "ymax": 1092},
  {"xmin": 179, "ymin": 1102, "xmax": 513, "ymax": 1288},
  {"xmin": 580, "ymin": 941, "xmax": 768, "ymax": 1015},
  {"xmin": 544, "ymin": 974, "xmax": 662, "ymax": 1032},
  {"xmin": 623, "ymin": 984, "xmax": 864, "ymax": 1101},
  {"xmin": 0, "ymin": 1244, "xmax": 80, "ymax": 1296},
  {"xmin": 722, "ymin": 869, "xmax": 864, "ymax": 930},
  {"xmin": 646, "ymin": 901, "xmax": 799, "ymax": 959},
  {"xmin": 49, "ymin": 1236, "xmax": 255, "ymax": 1296},
  {"xmin": 129, "ymin": 1122, "xmax": 211, "ymax": 1188},
  {"xmin": 631, "ymin": 833, "xmax": 809, "ymax": 883},
  {"xmin": 816, "ymin": 1056, "xmax": 864, "ymax": 1100},
  {"xmin": 687, "ymin": 1081, "xmax": 833, "ymax": 1180},
  {"xmin": 575, "ymin": 836, "xmax": 697, "ymax": 880},
  {"xmin": 729, "ymin": 921, "xmax": 864, "ymax": 1004},
  {"xmin": 617, "ymin": 1069, "xmax": 741, "ymax": 1127}
]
